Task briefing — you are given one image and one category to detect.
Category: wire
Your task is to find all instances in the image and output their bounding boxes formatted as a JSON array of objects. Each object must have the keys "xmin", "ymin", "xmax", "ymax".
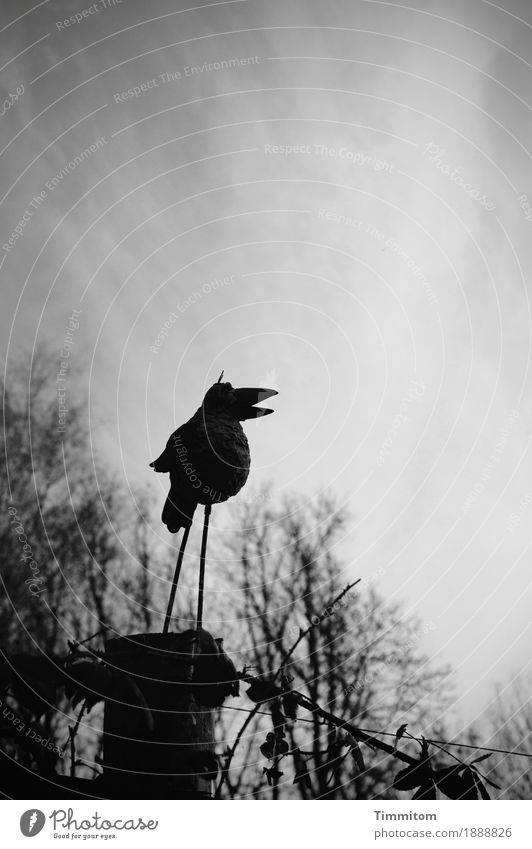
[
  {"xmin": 219, "ymin": 705, "xmax": 532, "ymax": 759},
  {"xmin": 359, "ymin": 728, "xmax": 532, "ymax": 760},
  {"xmin": 423, "ymin": 739, "xmax": 532, "ymax": 760},
  {"xmin": 222, "ymin": 703, "xmax": 314, "ymax": 723}
]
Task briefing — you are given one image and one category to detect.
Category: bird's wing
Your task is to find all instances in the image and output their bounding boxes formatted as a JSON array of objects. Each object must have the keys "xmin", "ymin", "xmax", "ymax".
[{"xmin": 149, "ymin": 415, "xmax": 196, "ymax": 472}]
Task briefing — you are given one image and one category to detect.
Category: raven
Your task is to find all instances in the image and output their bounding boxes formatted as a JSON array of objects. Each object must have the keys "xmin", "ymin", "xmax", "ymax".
[
  {"xmin": 152, "ymin": 374, "xmax": 278, "ymax": 632},
  {"xmin": 150, "ymin": 377, "xmax": 278, "ymax": 532}
]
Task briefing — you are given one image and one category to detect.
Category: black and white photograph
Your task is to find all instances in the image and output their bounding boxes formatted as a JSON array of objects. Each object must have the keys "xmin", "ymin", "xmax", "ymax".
[{"xmin": 1, "ymin": 0, "xmax": 531, "ymax": 842}]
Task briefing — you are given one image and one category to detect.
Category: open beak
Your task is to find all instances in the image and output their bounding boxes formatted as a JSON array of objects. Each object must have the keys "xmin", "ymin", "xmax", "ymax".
[{"xmin": 233, "ymin": 387, "xmax": 278, "ymax": 420}]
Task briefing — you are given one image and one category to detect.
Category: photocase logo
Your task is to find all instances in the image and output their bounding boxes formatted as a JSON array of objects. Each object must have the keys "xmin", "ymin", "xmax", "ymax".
[{"xmin": 20, "ymin": 809, "xmax": 46, "ymax": 837}]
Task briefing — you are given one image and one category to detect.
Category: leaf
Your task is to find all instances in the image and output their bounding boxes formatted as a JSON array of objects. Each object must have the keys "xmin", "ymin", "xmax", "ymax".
[
  {"xmin": 292, "ymin": 748, "xmax": 313, "ymax": 790},
  {"xmin": 65, "ymin": 660, "xmax": 154, "ymax": 731},
  {"xmin": 260, "ymin": 731, "xmax": 288, "ymax": 759},
  {"xmin": 65, "ymin": 659, "xmax": 114, "ymax": 710},
  {"xmin": 246, "ymin": 677, "xmax": 283, "ymax": 704},
  {"xmin": 277, "ymin": 737, "xmax": 289, "ymax": 756},
  {"xmin": 394, "ymin": 761, "xmax": 431, "ymax": 791},
  {"xmin": 271, "ymin": 699, "xmax": 286, "ymax": 736},
  {"xmin": 413, "ymin": 780, "xmax": 436, "ymax": 800},
  {"xmin": 394, "ymin": 723, "xmax": 408, "ymax": 751},
  {"xmin": 460, "ymin": 767, "xmax": 479, "ymax": 800},
  {"xmin": 433, "ymin": 765, "xmax": 480, "ymax": 800},
  {"xmin": 477, "ymin": 772, "xmax": 501, "ymax": 791},
  {"xmin": 260, "ymin": 732, "xmax": 276, "ymax": 759},
  {"xmin": 263, "ymin": 766, "xmax": 283, "ymax": 786},
  {"xmin": 432, "ymin": 765, "xmax": 466, "ymax": 799},
  {"xmin": 292, "ymin": 748, "xmax": 313, "ymax": 791},
  {"xmin": 260, "ymin": 739, "xmax": 275, "ymax": 759},
  {"xmin": 192, "ymin": 633, "xmax": 240, "ymax": 707},
  {"xmin": 293, "ymin": 765, "xmax": 312, "ymax": 790},
  {"xmin": 351, "ymin": 741, "xmax": 366, "ymax": 773},
  {"xmin": 282, "ymin": 691, "xmax": 299, "ymax": 720},
  {"xmin": 472, "ymin": 772, "xmax": 491, "ymax": 800},
  {"xmin": 314, "ymin": 733, "xmax": 344, "ymax": 787},
  {"xmin": 470, "ymin": 752, "xmax": 492, "ymax": 765},
  {"xmin": 393, "ymin": 744, "xmax": 431, "ymax": 792}
]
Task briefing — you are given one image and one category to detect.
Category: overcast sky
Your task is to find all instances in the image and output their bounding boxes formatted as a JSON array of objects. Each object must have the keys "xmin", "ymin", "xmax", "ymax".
[{"xmin": 2, "ymin": 0, "xmax": 532, "ymax": 730}]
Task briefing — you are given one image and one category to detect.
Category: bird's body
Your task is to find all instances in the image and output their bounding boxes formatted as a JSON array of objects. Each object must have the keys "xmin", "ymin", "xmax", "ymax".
[
  {"xmin": 151, "ymin": 380, "xmax": 276, "ymax": 532},
  {"xmin": 152, "ymin": 407, "xmax": 251, "ymax": 531}
]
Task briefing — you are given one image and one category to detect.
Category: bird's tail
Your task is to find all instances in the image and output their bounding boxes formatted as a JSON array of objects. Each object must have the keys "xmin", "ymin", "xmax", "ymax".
[{"xmin": 162, "ymin": 486, "xmax": 198, "ymax": 533}]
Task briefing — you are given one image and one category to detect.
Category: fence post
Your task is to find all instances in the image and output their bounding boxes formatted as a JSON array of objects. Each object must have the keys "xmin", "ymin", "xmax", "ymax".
[{"xmin": 102, "ymin": 632, "xmax": 217, "ymax": 799}]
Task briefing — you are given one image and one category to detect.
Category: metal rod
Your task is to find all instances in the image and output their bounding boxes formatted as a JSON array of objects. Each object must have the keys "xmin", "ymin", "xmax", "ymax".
[
  {"xmin": 163, "ymin": 524, "xmax": 191, "ymax": 634},
  {"xmin": 196, "ymin": 503, "xmax": 212, "ymax": 629}
]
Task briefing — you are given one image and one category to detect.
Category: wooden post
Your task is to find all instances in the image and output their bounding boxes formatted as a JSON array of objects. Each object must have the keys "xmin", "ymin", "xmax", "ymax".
[{"xmin": 102, "ymin": 632, "xmax": 216, "ymax": 799}]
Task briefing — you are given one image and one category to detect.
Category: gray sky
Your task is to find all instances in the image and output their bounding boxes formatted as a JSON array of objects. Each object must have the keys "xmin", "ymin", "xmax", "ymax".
[{"xmin": 2, "ymin": 0, "xmax": 532, "ymax": 729}]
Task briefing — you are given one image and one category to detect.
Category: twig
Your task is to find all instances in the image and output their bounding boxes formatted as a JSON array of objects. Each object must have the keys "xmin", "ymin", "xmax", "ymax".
[
  {"xmin": 77, "ymin": 627, "xmax": 109, "ymax": 646},
  {"xmin": 219, "ymin": 707, "xmax": 528, "ymax": 760},
  {"xmin": 275, "ymin": 580, "xmax": 360, "ymax": 681},
  {"xmin": 219, "ymin": 705, "xmax": 526, "ymax": 762},
  {"xmin": 216, "ymin": 579, "xmax": 362, "ymax": 796},
  {"xmin": 215, "ymin": 705, "xmax": 260, "ymax": 798},
  {"xmin": 293, "ymin": 692, "xmax": 419, "ymax": 767},
  {"xmin": 218, "ymin": 577, "xmax": 505, "ymax": 793},
  {"xmin": 404, "ymin": 730, "xmax": 465, "ymax": 767},
  {"xmin": 424, "ymin": 739, "xmax": 532, "ymax": 759}
]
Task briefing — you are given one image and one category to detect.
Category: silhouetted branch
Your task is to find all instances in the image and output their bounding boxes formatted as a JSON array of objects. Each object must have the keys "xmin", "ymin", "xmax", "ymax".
[
  {"xmin": 275, "ymin": 580, "xmax": 361, "ymax": 681},
  {"xmin": 216, "ymin": 579, "xmax": 362, "ymax": 797}
]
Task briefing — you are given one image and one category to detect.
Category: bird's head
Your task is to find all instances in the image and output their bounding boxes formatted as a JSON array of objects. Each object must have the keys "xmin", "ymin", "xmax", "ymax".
[{"xmin": 202, "ymin": 374, "xmax": 278, "ymax": 420}]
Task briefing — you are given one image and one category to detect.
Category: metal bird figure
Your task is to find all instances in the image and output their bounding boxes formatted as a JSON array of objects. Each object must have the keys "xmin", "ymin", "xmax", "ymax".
[{"xmin": 150, "ymin": 373, "xmax": 278, "ymax": 632}]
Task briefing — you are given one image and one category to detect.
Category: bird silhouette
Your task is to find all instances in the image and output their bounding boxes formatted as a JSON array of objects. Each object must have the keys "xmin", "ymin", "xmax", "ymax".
[
  {"xmin": 150, "ymin": 373, "xmax": 278, "ymax": 631},
  {"xmin": 150, "ymin": 375, "xmax": 277, "ymax": 531}
]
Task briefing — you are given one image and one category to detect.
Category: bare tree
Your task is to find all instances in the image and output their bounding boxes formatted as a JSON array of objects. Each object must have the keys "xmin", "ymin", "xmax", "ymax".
[
  {"xmin": 0, "ymin": 348, "xmax": 158, "ymax": 776},
  {"xmin": 468, "ymin": 674, "xmax": 532, "ymax": 799},
  {"xmin": 1, "ymin": 349, "xmax": 130, "ymax": 650},
  {"xmin": 212, "ymin": 487, "xmax": 452, "ymax": 798},
  {"xmin": 1, "ymin": 350, "xmax": 479, "ymax": 798}
]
